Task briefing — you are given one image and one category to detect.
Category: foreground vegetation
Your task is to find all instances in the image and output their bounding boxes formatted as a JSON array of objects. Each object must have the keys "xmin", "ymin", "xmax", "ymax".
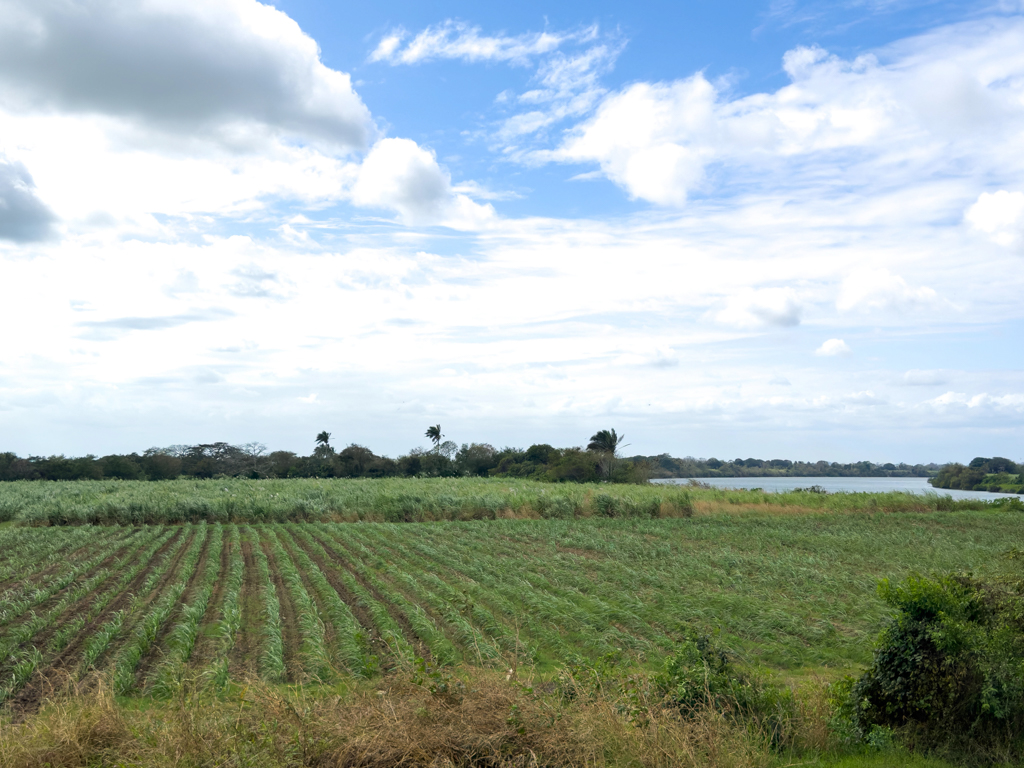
[
  {"xmin": 0, "ymin": 476, "xmax": 1016, "ymax": 526},
  {"xmin": 0, "ymin": 664, "xmax": 971, "ymax": 768}
]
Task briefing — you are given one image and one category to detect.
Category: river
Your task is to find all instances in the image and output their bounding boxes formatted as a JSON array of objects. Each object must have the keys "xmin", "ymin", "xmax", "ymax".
[{"xmin": 651, "ymin": 476, "xmax": 1016, "ymax": 501}]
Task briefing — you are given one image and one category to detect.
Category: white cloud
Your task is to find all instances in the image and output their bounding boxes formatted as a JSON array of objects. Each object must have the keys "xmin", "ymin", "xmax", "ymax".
[
  {"xmin": 0, "ymin": 0, "xmax": 374, "ymax": 152},
  {"xmin": 903, "ymin": 369, "xmax": 949, "ymax": 386},
  {"xmin": 0, "ymin": 157, "xmax": 56, "ymax": 242},
  {"xmin": 928, "ymin": 391, "xmax": 1024, "ymax": 411},
  {"xmin": 815, "ymin": 338, "xmax": 851, "ymax": 356},
  {"xmin": 836, "ymin": 268, "xmax": 939, "ymax": 313},
  {"xmin": 369, "ymin": 21, "xmax": 589, "ymax": 66},
  {"xmin": 0, "ymin": 3, "xmax": 507, "ymax": 233},
  {"xmin": 350, "ymin": 138, "xmax": 495, "ymax": 229},
  {"xmin": 542, "ymin": 19, "xmax": 1024, "ymax": 206},
  {"xmin": 714, "ymin": 287, "xmax": 802, "ymax": 328},
  {"xmin": 966, "ymin": 190, "xmax": 1024, "ymax": 248},
  {"xmin": 843, "ymin": 390, "xmax": 884, "ymax": 405},
  {"xmin": 368, "ymin": 21, "xmax": 623, "ymax": 148},
  {"xmin": 496, "ymin": 42, "xmax": 623, "ymax": 143}
]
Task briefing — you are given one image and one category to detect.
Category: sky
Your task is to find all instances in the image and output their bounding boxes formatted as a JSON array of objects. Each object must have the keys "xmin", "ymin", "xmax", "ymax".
[{"xmin": 0, "ymin": 0, "xmax": 1022, "ymax": 463}]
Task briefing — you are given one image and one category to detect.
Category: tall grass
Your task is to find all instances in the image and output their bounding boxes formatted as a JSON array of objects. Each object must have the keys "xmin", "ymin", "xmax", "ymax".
[{"xmin": 2, "ymin": 477, "xmax": 699, "ymax": 525}]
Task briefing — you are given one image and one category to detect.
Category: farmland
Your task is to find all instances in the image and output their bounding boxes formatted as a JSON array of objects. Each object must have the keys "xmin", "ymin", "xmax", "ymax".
[{"xmin": 2, "ymin": 506, "xmax": 1022, "ymax": 711}]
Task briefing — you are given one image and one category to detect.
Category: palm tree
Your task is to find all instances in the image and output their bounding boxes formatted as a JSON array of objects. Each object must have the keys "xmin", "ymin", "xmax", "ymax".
[
  {"xmin": 425, "ymin": 424, "xmax": 442, "ymax": 452},
  {"xmin": 588, "ymin": 429, "xmax": 627, "ymax": 480},
  {"xmin": 587, "ymin": 429, "xmax": 624, "ymax": 455},
  {"xmin": 315, "ymin": 431, "xmax": 331, "ymax": 449}
]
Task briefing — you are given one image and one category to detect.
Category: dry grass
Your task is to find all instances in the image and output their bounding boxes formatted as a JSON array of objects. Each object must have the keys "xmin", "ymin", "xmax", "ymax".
[
  {"xmin": 692, "ymin": 501, "xmax": 821, "ymax": 517},
  {"xmin": 0, "ymin": 668, "xmax": 840, "ymax": 768}
]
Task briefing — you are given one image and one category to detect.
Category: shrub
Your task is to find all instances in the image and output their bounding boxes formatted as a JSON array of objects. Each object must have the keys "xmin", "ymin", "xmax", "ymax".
[
  {"xmin": 655, "ymin": 633, "xmax": 796, "ymax": 749},
  {"xmin": 849, "ymin": 567, "xmax": 1024, "ymax": 759}
]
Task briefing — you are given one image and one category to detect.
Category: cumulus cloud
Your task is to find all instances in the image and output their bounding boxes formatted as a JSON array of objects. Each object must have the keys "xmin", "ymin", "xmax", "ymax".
[
  {"xmin": 815, "ymin": 338, "xmax": 851, "ymax": 356},
  {"xmin": 542, "ymin": 19, "xmax": 1024, "ymax": 206},
  {"xmin": 966, "ymin": 190, "xmax": 1024, "ymax": 248},
  {"xmin": 836, "ymin": 268, "xmax": 939, "ymax": 313},
  {"xmin": 369, "ymin": 21, "xmax": 590, "ymax": 66},
  {"xmin": 0, "ymin": 0, "xmax": 374, "ymax": 151},
  {"xmin": 350, "ymin": 139, "xmax": 495, "ymax": 229},
  {"xmin": 0, "ymin": 158, "xmax": 56, "ymax": 242},
  {"xmin": 714, "ymin": 287, "xmax": 802, "ymax": 328}
]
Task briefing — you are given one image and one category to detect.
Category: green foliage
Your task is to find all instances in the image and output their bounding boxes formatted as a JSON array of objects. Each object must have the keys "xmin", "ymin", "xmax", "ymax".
[
  {"xmin": 931, "ymin": 457, "xmax": 1024, "ymax": 493},
  {"xmin": 655, "ymin": 634, "xmax": 796, "ymax": 748},
  {"xmin": 849, "ymin": 568, "xmax": 1024, "ymax": 759},
  {"xmin": 0, "ymin": 476, "xmax": 703, "ymax": 525}
]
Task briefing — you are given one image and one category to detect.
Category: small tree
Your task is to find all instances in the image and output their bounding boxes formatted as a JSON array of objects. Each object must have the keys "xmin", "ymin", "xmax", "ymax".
[{"xmin": 241, "ymin": 441, "xmax": 267, "ymax": 478}]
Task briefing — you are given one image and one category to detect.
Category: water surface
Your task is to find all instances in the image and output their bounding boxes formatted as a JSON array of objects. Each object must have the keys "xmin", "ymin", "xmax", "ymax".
[{"xmin": 652, "ymin": 476, "xmax": 1014, "ymax": 501}]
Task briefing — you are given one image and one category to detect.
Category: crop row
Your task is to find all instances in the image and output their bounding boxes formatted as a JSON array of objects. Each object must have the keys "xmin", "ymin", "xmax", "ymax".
[{"xmin": 3, "ymin": 510, "xmax": 1023, "ymax": 711}]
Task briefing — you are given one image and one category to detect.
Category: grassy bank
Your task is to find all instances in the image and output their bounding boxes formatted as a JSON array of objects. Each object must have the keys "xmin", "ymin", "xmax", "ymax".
[
  {"xmin": 0, "ymin": 668, "xmax": 965, "ymax": 768},
  {"xmin": 0, "ymin": 476, "xmax": 1011, "ymax": 526}
]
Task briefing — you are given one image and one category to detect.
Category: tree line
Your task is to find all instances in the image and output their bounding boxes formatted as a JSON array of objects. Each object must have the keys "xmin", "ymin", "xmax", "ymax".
[
  {"xmin": 0, "ymin": 428, "xmax": 648, "ymax": 484},
  {"xmin": 929, "ymin": 456, "xmax": 1023, "ymax": 492},
  {"xmin": 3, "ymin": 429, "xmax": 983, "ymax": 485},
  {"xmin": 633, "ymin": 454, "xmax": 941, "ymax": 478}
]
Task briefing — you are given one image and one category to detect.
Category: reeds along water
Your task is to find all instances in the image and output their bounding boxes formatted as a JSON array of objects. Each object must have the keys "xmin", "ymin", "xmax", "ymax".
[{"xmin": 1, "ymin": 476, "xmax": 704, "ymax": 525}]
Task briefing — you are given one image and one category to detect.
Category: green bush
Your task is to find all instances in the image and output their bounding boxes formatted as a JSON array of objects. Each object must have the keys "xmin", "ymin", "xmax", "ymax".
[
  {"xmin": 849, "ymin": 567, "xmax": 1024, "ymax": 759},
  {"xmin": 0, "ymin": 498, "xmax": 19, "ymax": 523},
  {"xmin": 655, "ymin": 634, "xmax": 796, "ymax": 748}
]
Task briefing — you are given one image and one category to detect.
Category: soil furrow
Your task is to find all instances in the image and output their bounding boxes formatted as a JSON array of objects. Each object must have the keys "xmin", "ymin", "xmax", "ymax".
[
  {"xmin": 187, "ymin": 530, "xmax": 232, "ymax": 669},
  {"xmin": 20, "ymin": 529, "xmax": 183, "ymax": 660},
  {"xmin": 306, "ymin": 529, "xmax": 428, "ymax": 659},
  {"xmin": 132, "ymin": 530, "xmax": 212, "ymax": 689},
  {"xmin": 345, "ymin": 533, "xmax": 477, "ymax": 659},
  {"xmin": 0, "ymin": 530, "xmax": 129, "ymax": 593},
  {"xmin": 274, "ymin": 531, "xmax": 338, "ymax": 661},
  {"xmin": 2, "ymin": 530, "xmax": 151, "ymax": 634},
  {"xmin": 258, "ymin": 534, "xmax": 302, "ymax": 683},
  {"xmin": 227, "ymin": 538, "xmax": 259, "ymax": 680},
  {"xmin": 7, "ymin": 528, "xmax": 190, "ymax": 716},
  {"xmin": 289, "ymin": 534, "xmax": 392, "ymax": 661}
]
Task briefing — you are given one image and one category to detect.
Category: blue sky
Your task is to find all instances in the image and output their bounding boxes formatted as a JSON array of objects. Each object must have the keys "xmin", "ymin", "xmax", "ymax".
[{"xmin": 0, "ymin": 0, "xmax": 1022, "ymax": 463}]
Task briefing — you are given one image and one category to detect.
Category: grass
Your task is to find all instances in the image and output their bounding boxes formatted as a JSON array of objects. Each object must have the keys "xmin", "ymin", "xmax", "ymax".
[{"xmin": 0, "ymin": 476, "xmax": 1011, "ymax": 526}]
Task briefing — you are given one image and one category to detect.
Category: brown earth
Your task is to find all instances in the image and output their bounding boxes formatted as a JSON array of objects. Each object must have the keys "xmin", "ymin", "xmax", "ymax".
[
  {"xmin": 227, "ymin": 536, "xmax": 260, "ymax": 681},
  {"xmin": 289, "ymin": 532, "xmax": 393, "ymax": 663}
]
